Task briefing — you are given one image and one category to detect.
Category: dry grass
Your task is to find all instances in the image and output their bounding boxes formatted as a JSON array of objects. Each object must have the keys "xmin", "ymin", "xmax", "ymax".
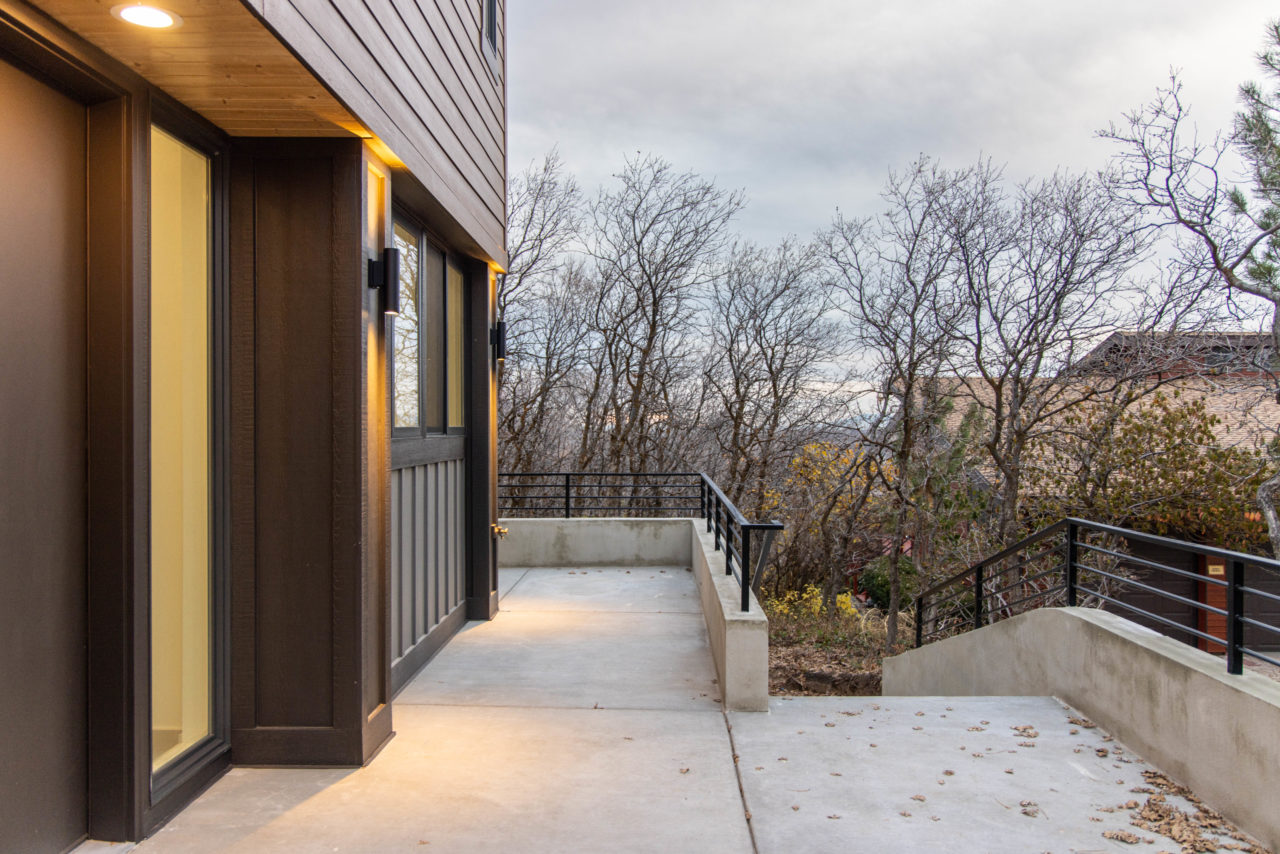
[{"xmin": 763, "ymin": 586, "xmax": 913, "ymax": 696}]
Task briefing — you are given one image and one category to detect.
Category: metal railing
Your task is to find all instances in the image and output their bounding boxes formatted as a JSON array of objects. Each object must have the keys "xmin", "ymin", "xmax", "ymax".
[
  {"xmin": 498, "ymin": 471, "xmax": 783, "ymax": 612},
  {"xmin": 913, "ymin": 518, "xmax": 1280, "ymax": 676}
]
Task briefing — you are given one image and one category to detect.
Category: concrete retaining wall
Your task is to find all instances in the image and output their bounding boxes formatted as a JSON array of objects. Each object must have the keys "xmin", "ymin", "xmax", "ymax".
[
  {"xmin": 498, "ymin": 517, "xmax": 769, "ymax": 712},
  {"xmin": 689, "ymin": 525, "xmax": 769, "ymax": 712},
  {"xmin": 497, "ymin": 518, "xmax": 691, "ymax": 567},
  {"xmin": 883, "ymin": 608, "xmax": 1280, "ymax": 852}
]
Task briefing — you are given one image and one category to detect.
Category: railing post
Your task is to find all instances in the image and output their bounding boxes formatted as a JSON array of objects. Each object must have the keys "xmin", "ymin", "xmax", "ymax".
[
  {"xmin": 1066, "ymin": 522, "xmax": 1079, "ymax": 607},
  {"xmin": 741, "ymin": 525, "xmax": 752, "ymax": 611},
  {"xmin": 564, "ymin": 473, "xmax": 571, "ymax": 519},
  {"xmin": 974, "ymin": 564, "xmax": 986, "ymax": 630},
  {"xmin": 914, "ymin": 596, "xmax": 923, "ymax": 648},
  {"xmin": 1227, "ymin": 560, "xmax": 1245, "ymax": 675},
  {"xmin": 713, "ymin": 495, "xmax": 721, "ymax": 552},
  {"xmin": 700, "ymin": 477, "xmax": 707, "ymax": 523}
]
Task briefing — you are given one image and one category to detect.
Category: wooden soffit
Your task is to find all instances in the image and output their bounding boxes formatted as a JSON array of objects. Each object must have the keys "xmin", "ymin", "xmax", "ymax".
[{"xmin": 30, "ymin": 0, "xmax": 363, "ymax": 137}]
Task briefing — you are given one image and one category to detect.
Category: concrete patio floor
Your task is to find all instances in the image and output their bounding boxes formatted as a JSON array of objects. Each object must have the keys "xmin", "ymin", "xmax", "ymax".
[{"xmin": 80, "ymin": 567, "xmax": 1265, "ymax": 854}]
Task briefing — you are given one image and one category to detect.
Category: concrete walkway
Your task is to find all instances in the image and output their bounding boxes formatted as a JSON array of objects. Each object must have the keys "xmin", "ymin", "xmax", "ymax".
[{"xmin": 85, "ymin": 568, "xmax": 1265, "ymax": 854}]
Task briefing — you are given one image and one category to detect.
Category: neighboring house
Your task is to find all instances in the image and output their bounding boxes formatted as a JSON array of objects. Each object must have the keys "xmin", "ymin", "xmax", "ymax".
[
  {"xmin": 927, "ymin": 332, "xmax": 1280, "ymax": 652},
  {"xmin": 1, "ymin": 1, "xmax": 505, "ymax": 849},
  {"xmin": 1072, "ymin": 331, "xmax": 1279, "ymax": 450}
]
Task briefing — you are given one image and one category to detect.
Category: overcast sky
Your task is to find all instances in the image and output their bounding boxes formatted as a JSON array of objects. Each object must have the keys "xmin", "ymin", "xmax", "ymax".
[{"xmin": 508, "ymin": 0, "xmax": 1278, "ymax": 245}]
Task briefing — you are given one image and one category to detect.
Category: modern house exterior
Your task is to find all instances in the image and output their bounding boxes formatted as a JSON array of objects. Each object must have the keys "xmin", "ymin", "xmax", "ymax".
[{"xmin": 0, "ymin": 0, "xmax": 506, "ymax": 849}]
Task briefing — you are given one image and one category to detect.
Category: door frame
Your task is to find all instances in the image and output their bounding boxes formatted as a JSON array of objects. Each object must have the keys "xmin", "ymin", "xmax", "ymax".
[
  {"xmin": 0, "ymin": 4, "xmax": 232, "ymax": 841},
  {"xmin": 143, "ymin": 98, "xmax": 233, "ymax": 823}
]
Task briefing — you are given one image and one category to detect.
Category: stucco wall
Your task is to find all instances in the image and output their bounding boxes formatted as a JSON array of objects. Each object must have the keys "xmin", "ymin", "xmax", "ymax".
[{"xmin": 883, "ymin": 608, "xmax": 1280, "ymax": 852}]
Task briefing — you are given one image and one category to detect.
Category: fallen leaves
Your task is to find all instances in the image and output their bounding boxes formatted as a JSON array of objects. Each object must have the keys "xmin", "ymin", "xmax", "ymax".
[{"xmin": 1102, "ymin": 829, "xmax": 1147, "ymax": 844}]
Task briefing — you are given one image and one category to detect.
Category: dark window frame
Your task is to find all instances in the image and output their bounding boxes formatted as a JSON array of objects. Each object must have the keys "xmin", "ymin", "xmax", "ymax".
[
  {"xmin": 481, "ymin": 0, "xmax": 501, "ymax": 83},
  {"xmin": 389, "ymin": 207, "xmax": 467, "ymax": 470},
  {"xmin": 390, "ymin": 218, "xmax": 425, "ymax": 438},
  {"xmin": 144, "ymin": 96, "xmax": 232, "ymax": 817}
]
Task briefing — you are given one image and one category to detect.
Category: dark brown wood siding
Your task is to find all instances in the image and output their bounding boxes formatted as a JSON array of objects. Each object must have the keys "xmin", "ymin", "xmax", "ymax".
[
  {"xmin": 229, "ymin": 138, "xmax": 391, "ymax": 765},
  {"xmin": 252, "ymin": 0, "xmax": 507, "ymax": 265}
]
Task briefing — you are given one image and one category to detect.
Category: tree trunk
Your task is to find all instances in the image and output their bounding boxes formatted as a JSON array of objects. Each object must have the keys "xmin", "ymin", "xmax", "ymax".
[
  {"xmin": 1259, "ymin": 470, "xmax": 1280, "ymax": 558},
  {"xmin": 885, "ymin": 506, "xmax": 907, "ymax": 651}
]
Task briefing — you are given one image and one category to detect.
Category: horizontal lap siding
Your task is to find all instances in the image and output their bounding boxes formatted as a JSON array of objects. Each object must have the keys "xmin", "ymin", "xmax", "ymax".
[
  {"xmin": 390, "ymin": 459, "xmax": 466, "ymax": 663},
  {"xmin": 258, "ymin": 0, "xmax": 505, "ymax": 261}
]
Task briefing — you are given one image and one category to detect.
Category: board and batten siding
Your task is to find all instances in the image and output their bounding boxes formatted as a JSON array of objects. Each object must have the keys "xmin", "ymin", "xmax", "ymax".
[
  {"xmin": 390, "ymin": 459, "xmax": 467, "ymax": 690},
  {"xmin": 250, "ymin": 0, "xmax": 507, "ymax": 265}
]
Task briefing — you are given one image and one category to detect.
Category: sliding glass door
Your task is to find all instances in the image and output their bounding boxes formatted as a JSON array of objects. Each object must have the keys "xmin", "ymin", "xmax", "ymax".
[{"xmin": 149, "ymin": 125, "xmax": 213, "ymax": 773}]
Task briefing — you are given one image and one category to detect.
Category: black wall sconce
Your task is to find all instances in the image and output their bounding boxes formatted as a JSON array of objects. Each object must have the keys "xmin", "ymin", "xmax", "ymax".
[
  {"xmin": 368, "ymin": 246, "xmax": 400, "ymax": 316},
  {"xmin": 491, "ymin": 319, "xmax": 507, "ymax": 364}
]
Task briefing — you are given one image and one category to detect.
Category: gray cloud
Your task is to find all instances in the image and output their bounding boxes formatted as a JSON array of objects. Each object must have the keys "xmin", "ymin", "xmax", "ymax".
[{"xmin": 509, "ymin": 0, "xmax": 1276, "ymax": 243}]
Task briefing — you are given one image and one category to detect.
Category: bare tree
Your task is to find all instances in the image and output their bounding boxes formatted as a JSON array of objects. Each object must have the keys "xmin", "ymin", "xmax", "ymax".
[
  {"xmin": 942, "ymin": 165, "xmax": 1155, "ymax": 543},
  {"xmin": 497, "ymin": 151, "xmax": 587, "ymax": 472},
  {"xmin": 1102, "ymin": 24, "xmax": 1280, "ymax": 552},
  {"xmin": 498, "ymin": 149, "xmax": 581, "ymax": 320},
  {"xmin": 703, "ymin": 238, "xmax": 845, "ymax": 511},
  {"xmin": 575, "ymin": 154, "xmax": 744, "ymax": 474},
  {"xmin": 823, "ymin": 157, "xmax": 974, "ymax": 647}
]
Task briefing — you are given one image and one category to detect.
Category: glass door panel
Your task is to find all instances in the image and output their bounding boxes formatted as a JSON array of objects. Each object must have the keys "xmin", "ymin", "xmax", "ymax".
[{"xmin": 149, "ymin": 126, "xmax": 212, "ymax": 772}]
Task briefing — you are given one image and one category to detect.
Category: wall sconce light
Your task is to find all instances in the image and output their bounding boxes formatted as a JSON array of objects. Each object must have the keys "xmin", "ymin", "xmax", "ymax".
[
  {"xmin": 368, "ymin": 247, "xmax": 400, "ymax": 316},
  {"xmin": 491, "ymin": 320, "xmax": 507, "ymax": 364}
]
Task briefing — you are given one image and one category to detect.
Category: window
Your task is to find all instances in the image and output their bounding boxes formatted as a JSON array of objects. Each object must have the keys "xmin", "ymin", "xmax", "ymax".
[
  {"xmin": 391, "ymin": 216, "xmax": 465, "ymax": 437},
  {"xmin": 484, "ymin": 0, "xmax": 497, "ymax": 53},
  {"xmin": 392, "ymin": 222, "xmax": 420, "ymax": 429},
  {"xmin": 482, "ymin": 0, "xmax": 500, "ymax": 77}
]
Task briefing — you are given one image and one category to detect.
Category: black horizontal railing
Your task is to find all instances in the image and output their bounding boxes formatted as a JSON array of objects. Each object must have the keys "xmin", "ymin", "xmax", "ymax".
[
  {"xmin": 913, "ymin": 518, "xmax": 1280, "ymax": 677},
  {"xmin": 498, "ymin": 471, "xmax": 783, "ymax": 612}
]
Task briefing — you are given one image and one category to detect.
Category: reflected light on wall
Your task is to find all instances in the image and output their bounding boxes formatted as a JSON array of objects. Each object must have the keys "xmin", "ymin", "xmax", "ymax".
[
  {"xmin": 366, "ymin": 137, "xmax": 406, "ymax": 170},
  {"xmin": 111, "ymin": 4, "xmax": 183, "ymax": 28}
]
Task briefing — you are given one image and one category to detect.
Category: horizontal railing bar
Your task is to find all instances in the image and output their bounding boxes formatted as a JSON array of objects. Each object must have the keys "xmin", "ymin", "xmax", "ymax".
[
  {"xmin": 927, "ymin": 604, "xmax": 975, "ymax": 630},
  {"xmin": 928, "ymin": 585, "xmax": 976, "ymax": 610},
  {"xmin": 563, "ymin": 483, "xmax": 701, "ymax": 491},
  {"xmin": 1085, "ymin": 565, "xmax": 1228, "ymax": 617},
  {"xmin": 1067, "ymin": 517, "xmax": 1280, "ymax": 572},
  {"xmin": 1242, "ymin": 647, "xmax": 1280, "ymax": 668},
  {"xmin": 1076, "ymin": 586, "xmax": 1225, "ymax": 645},
  {"xmin": 1239, "ymin": 616, "xmax": 1280, "ymax": 636},
  {"xmin": 984, "ymin": 545, "xmax": 1064, "ymax": 582},
  {"xmin": 983, "ymin": 565, "xmax": 1063, "ymax": 601},
  {"xmin": 986, "ymin": 584, "xmax": 1066, "ymax": 614},
  {"xmin": 499, "ymin": 471, "xmax": 702, "ymax": 478},
  {"xmin": 1240, "ymin": 585, "xmax": 1280, "ymax": 606},
  {"xmin": 566, "ymin": 506, "xmax": 702, "ymax": 512},
  {"xmin": 1075, "ymin": 541, "xmax": 1227, "ymax": 588},
  {"xmin": 919, "ymin": 521, "xmax": 1069, "ymax": 600}
]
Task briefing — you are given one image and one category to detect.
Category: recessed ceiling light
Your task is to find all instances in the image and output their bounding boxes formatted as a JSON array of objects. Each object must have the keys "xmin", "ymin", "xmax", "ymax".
[{"xmin": 110, "ymin": 4, "xmax": 183, "ymax": 29}]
